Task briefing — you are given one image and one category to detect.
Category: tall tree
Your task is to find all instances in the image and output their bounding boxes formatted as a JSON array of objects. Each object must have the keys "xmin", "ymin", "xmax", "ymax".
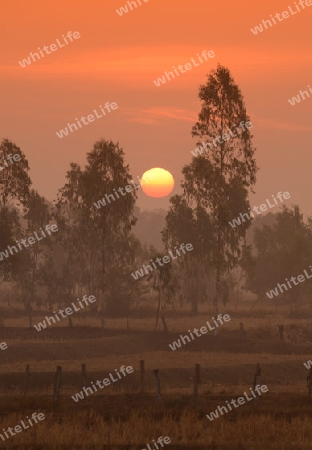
[
  {"xmin": 56, "ymin": 140, "xmax": 139, "ymax": 317},
  {"xmin": 55, "ymin": 162, "xmax": 91, "ymax": 309},
  {"xmin": 185, "ymin": 64, "xmax": 257, "ymax": 314},
  {"xmin": 82, "ymin": 140, "xmax": 138, "ymax": 312}
]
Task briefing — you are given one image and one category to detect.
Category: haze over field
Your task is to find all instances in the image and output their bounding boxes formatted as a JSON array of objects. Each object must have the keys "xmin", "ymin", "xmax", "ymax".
[{"xmin": 1, "ymin": 0, "xmax": 312, "ymax": 449}]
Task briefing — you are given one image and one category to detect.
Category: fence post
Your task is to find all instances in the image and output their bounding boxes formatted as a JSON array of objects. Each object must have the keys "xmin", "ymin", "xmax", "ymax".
[
  {"xmin": 24, "ymin": 364, "xmax": 30, "ymax": 397},
  {"xmin": 140, "ymin": 360, "xmax": 145, "ymax": 394},
  {"xmin": 240, "ymin": 322, "xmax": 246, "ymax": 339},
  {"xmin": 153, "ymin": 369, "xmax": 161, "ymax": 405},
  {"xmin": 53, "ymin": 366, "xmax": 62, "ymax": 401},
  {"xmin": 82, "ymin": 363, "xmax": 87, "ymax": 388},
  {"xmin": 253, "ymin": 363, "xmax": 262, "ymax": 406},
  {"xmin": 307, "ymin": 367, "xmax": 312, "ymax": 398},
  {"xmin": 193, "ymin": 364, "xmax": 201, "ymax": 399},
  {"xmin": 278, "ymin": 325, "xmax": 284, "ymax": 342}
]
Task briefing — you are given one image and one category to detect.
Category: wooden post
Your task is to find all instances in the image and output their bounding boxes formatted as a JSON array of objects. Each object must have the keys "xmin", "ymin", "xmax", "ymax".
[
  {"xmin": 153, "ymin": 369, "xmax": 161, "ymax": 405},
  {"xmin": 193, "ymin": 364, "xmax": 201, "ymax": 399},
  {"xmin": 253, "ymin": 363, "xmax": 262, "ymax": 406},
  {"xmin": 161, "ymin": 315, "xmax": 168, "ymax": 333},
  {"xmin": 24, "ymin": 364, "xmax": 30, "ymax": 397},
  {"xmin": 106, "ymin": 430, "xmax": 111, "ymax": 449},
  {"xmin": 140, "ymin": 360, "xmax": 145, "ymax": 394},
  {"xmin": 53, "ymin": 366, "xmax": 62, "ymax": 401},
  {"xmin": 307, "ymin": 367, "xmax": 312, "ymax": 398},
  {"xmin": 82, "ymin": 363, "xmax": 87, "ymax": 388},
  {"xmin": 278, "ymin": 325, "xmax": 284, "ymax": 342},
  {"xmin": 240, "ymin": 322, "xmax": 246, "ymax": 339}
]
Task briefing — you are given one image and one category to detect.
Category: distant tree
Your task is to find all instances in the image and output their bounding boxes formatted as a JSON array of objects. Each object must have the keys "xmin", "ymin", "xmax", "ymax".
[
  {"xmin": 184, "ymin": 64, "xmax": 257, "ymax": 314},
  {"xmin": 13, "ymin": 190, "xmax": 50, "ymax": 327},
  {"xmin": 133, "ymin": 207, "xmax": 166, "ymax": 250},
  {"xmin": 40, "ymin": 256, "xmax": 77, "ymax": 327},
  {"xmin": 0, "ymin": 140, "xmax": 32, "ymax": 323},
  {"xmin": 242, "ymin": 205, "xmax": 312, "ymax": 310},
  {"xmin": 143, "ymin": 252, "xmax": 177, "ymax": 331},
  {"xmin": 0, "ymin": 207, "xmax": 21, "ymax": 281},
  {"xmin": 0, "ymin": 139, "xmax": 31, "ymax": 209},
  {"xmin": 245, "ymin": 213, "xmax": 277, "ymax": 246},
  {"xmin": 104, "ymin": 263, "xmax": 145, "ymax": 318},
  {"xmin": 162, "ymin": 195, "xmax": 214, "ymax": 314}
]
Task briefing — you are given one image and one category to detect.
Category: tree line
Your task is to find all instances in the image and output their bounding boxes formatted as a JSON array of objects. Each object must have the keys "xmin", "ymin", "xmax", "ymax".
[{"xmin": 1, "ymin": 64, "xmax": 310, "ymax": 328}]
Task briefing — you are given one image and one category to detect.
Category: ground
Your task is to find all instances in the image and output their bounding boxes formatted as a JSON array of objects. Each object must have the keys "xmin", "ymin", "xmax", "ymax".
[{"xmin": 0, "ymin": 301, "xmax": 312, "ymax": 449}]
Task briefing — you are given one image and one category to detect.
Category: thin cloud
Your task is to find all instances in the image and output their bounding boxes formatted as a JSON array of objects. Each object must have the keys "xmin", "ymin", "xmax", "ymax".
[
  {"xmin": 254, "ymin": 117, "xmax": 312, "ymax": 132},
  {"xmin": 122, "ymin": 107, "xmax": 197, "ymax": 125}
]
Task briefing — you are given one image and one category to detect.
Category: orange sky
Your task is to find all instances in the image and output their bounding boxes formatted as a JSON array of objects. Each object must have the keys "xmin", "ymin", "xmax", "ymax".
[{"xmin": 1, "ymin": 0, "xmax": 311, "ymax": 212}]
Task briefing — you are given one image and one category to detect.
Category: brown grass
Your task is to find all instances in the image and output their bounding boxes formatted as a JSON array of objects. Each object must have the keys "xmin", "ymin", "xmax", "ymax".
[
  {"xmin": 1, "ymin": 301, "xmax": 312, "ymax": 448},
  {"xmin": 1, "ymin": 397, "xmax": 312, "ymax": 449}
]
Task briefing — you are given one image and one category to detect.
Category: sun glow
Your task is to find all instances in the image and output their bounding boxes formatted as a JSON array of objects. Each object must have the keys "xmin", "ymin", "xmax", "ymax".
[{"xmin": 141, "ymin": 168, "xmax": 174, "ymax": 198}]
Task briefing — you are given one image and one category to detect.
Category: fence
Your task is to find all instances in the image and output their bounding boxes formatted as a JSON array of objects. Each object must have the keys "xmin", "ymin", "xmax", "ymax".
[{"xmin": 17, "ymin": 360, "xmax": 273, "ymax": 404}]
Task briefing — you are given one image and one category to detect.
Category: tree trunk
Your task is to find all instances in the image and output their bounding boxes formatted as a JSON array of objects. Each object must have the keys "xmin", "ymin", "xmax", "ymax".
[
  {"xmin": 191, "ymin": 301, "xmax": 198, "ymax": 315},
  {"xmin": 25, "ymin": 300, "xmax": 33, "ymax": 328},
  {"xmin": 154, "ymin": 290, "xmax": 161, "ymax": 331},
  {"xmin": 161, "ymin": 315, "xmax": 168, "ymax": 333},
  {"xmin": 28, "ymin": 309, "xmax": 33, "ymax": 328},
  {"xmin": 235, "ymin": 270, "xmax": 243, "ymax": 313},
  {"xmin": 214, "ymin": 268, "xmax": 220, "ymax": 316},
  {"xmin": 68, "ymin": 315, "xmax": 73, "ymax": 327},
  {"xmin": 190, "ymin": 270, "xmax": 198, "ymax": 314}
]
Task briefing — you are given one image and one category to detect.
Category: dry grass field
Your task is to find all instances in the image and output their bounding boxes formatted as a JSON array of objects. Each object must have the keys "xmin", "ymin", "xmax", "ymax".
[{"xmin": 1, "ymin": 301, "xmax": 312, "ymax": 449}]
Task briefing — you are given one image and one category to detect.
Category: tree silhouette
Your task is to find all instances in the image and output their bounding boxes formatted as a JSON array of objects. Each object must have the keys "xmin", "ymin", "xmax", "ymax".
[
  {"xmin": 0, "ymin": 139, "xmax": 31, "ymax": 209},
  {"xmin": 162, "ymin": 195, "xmax": 213, "ymax": 313},
  {"xmin": 185, "ymin": 64, "xmax": 257, "ymax": 314},
  {"xmin": 242, "ymin": 205, "xmax": 312, "ymax": 311},
  {"xmin": 56, "ymin": 140, "xmax": 139, "ymax": 317}
]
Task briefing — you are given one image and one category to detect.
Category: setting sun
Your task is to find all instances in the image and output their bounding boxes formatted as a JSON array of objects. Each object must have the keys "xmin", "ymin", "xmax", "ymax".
[{"xmin": 141, "ymin": 168, "xmax": 174, "ymax": 198}]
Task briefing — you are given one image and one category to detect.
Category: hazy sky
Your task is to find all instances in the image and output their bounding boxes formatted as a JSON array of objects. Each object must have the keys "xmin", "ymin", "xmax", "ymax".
[{"xmin": 1, "ymin": 0, "xmax": 311, "ymax": 213}]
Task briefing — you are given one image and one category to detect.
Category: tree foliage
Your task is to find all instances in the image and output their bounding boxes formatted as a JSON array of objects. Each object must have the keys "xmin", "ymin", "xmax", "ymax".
[{"xmin": 186, "ymin": 64, "xmax": 257, "ymax": 313}]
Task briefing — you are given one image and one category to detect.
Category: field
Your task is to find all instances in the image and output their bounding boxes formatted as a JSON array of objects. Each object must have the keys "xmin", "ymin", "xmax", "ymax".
[{"xmin": 1, "ymin": 300, "xmax": 312, "ymax": 449}]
